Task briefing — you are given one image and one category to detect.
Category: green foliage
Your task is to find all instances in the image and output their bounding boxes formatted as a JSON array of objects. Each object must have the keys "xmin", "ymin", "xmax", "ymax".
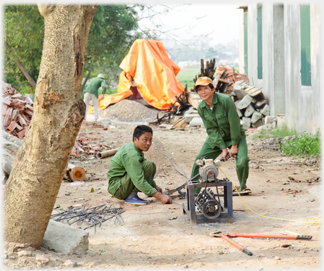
[
  {"xmin": 176, "ymin": 68, "xmax": 199, "ymax": 91},
  {"xmin": 279, "ymin": 130, "xmax": 321, "ymax": 158},
  {"xmin": 4, "ymin": 5, "xmax": 44, "ymax": 93},
  {"xmin": 4, "ymin": 4, "xmax": 141, "ymax": 93},
  {"xmin": 84, "ymin": 5, "xmax": 142, "ymax": 88}
]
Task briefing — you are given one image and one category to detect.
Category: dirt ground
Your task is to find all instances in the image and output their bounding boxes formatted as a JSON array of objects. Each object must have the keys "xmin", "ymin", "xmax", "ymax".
[{"xmin": 3, "ymin": 116, "xmax": 322, "ymax": 270}]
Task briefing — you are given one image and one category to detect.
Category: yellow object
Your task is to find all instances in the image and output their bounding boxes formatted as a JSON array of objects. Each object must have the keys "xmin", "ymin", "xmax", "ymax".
[{"xmin": 118, "ymin": 39, "xmax": 185, "ymax": 110}]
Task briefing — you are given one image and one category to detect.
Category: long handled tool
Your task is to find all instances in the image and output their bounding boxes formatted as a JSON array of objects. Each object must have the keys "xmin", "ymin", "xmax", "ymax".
[{"xmin": 210, "ymin": 231, "xmax": 312, "ymax": 256}]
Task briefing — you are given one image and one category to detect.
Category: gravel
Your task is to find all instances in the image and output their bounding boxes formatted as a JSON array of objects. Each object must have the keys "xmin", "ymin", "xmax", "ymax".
[{"xmin": 99, "ymin": 99, "xmax": 163, "ymax": 124}]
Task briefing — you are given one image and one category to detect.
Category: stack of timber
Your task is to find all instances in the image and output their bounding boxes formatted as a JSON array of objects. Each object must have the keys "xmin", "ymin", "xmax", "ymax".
[
  {"xmin": 192, "ymin": 58, "xmax": 216, "ymax": 89},
  {"xmin": 2, "ymin": 81, "xmax": 33, "ymax": 139}
]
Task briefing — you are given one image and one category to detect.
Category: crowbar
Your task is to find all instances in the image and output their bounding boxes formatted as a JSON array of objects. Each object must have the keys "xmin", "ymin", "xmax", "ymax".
[{"xmin": 210, "ymin": 231, "xmax": 312, "ymax": 256}]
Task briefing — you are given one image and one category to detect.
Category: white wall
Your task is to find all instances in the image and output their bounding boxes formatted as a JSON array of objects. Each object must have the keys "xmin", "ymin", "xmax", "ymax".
[{"xmin": 241, "ymin": 4, "xmax": 321, "ymax": 133}]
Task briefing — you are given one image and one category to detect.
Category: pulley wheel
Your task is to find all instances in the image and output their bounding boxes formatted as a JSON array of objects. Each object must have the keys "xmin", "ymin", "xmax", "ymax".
[{"xmin": 202, "ymin": 199, "xmax": 222, "ymax": 219}]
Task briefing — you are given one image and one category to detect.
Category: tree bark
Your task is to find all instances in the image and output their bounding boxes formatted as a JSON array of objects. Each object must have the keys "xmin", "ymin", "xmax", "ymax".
[
  {"xmin": 4, "ymin": 4, "xmax": 97, "ymax": 248},
  {"xmin": 5, "ymin": 41, "xmax": 37, "ymax": 89}
]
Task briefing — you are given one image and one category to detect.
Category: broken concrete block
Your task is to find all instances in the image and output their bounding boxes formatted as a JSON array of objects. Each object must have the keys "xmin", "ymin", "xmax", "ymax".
[
  {"xmin": 255, "ymin": 99, "xmax": 267, "ymax": 108},
  {"xmin": 234, "ymin": 100, "xmax": 241, "ymax": 109},
  {"xmin": 264, "ymin": 116, "xmax": 277, "ymax": 124},
  {"xmin": 233, "ymin": 85, "xmax": 247, "ymax": 100},
  {"xmin": 184, "ymin": 114, "xmax": 200, "ymax": 123},
  {"xmin": 237, "ymin": 94, "xmax": 253, "ymax": 110},
  {"xmin": 184, "ymin": 107, "xmax": 198, "ymax": 116},
  {"xmin": 257, "ymin": 124, "xmax": 273, "ymax": 131},
  {"xmin": 236, "ymin": 108, "xmax": 242, "ymax": 118},
  {"xmin": 244, "ymin": 104, "xmax": 255, "ymax": 117},
  {"xmin": 252, "ymin": 119, "xmax": 263, "ymax": 128},
  {"xmin": 189, "ymin": 117, "xmax": 205, "ymax": 128},
  {"xmin": 41, "ymin": 220, "xmax": 89, "ymax": 255},
  {"xmin": 276, "ymin": 114, "xmax": 286, "ymax": 129},
  {"xmin": 260, "ymin": 104, "xmax": 270, "ymax": 116},
  {"xmin": 250, "ymin": 111, "xmax": 263, "ymax": 123},
  {"xmin": 242, "ymin": 117, "xmax": 251, "ymax": 130}
]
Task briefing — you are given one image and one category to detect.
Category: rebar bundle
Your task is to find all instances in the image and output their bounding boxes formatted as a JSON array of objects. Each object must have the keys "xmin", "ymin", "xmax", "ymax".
[{"xmin": 50, "ymin": 204, "xmax": 124, "ymax": 234}]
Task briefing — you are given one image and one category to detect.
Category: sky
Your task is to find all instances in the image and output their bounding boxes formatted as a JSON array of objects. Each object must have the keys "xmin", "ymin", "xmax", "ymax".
[{"xmin": 136, "ymin": 3, "xmax": 242, "ymax": 46}]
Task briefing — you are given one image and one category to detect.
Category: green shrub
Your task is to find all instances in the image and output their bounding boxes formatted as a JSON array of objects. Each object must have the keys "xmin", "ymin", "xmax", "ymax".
[{"xmin": 279, "ymin": 129, "xmax": 321, "ymax": 158}]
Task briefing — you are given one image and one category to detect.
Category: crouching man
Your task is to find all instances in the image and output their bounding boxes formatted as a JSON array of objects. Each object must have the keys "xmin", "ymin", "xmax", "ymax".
[{"xmin": 107, "ymin": 125, "xmax": 172, "ymax": 205}]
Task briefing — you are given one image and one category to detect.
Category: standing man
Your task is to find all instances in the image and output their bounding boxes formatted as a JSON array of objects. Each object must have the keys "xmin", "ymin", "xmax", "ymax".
[
  {"xmin": 191, "ymin": 77, "xmax": 251, "ymax": 193},
  {"xmin": 108, "ymin": 125, "xmax": 172, "ymax": 205},
  {"xmin": 83, "ymin": 74, "xmax": 106, "ymax": 121}
]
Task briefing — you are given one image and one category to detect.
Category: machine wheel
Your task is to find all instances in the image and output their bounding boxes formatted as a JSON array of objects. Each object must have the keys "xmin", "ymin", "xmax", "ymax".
[{"xmin": 202, "ymin": 199, "xmax": 222, "ymax": 219}]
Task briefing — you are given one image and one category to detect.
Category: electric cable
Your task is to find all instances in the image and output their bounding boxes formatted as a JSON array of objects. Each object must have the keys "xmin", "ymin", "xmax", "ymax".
[
  {"xmin": 153, "ymin": 139, "xmax": 188, "ymax": 179},
  {"xmin": 217, "ymin": 165, "xmax": 321, "ymax": 227}
]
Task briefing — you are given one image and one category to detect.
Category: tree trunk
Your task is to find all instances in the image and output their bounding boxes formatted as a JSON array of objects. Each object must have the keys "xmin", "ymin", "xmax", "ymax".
[
  {"xmin": 4, "ymin": 4, "xmax": 97, "ymax": 248},
  {"xmin": 5, "ymin": 41, "xmax": 37, "ymax": 89}
]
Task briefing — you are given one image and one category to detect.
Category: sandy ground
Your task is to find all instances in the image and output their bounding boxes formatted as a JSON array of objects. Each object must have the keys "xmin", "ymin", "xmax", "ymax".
[{"xmin": 3, "ymin": 118, "xmax": 322, "ymax": 270}]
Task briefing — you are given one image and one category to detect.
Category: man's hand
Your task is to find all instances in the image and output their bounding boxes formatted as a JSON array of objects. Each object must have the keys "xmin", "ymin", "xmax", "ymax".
[
  {"xmin": 221, "ymin": 148, "xmax": 229, "ymax": 161},
  {"xmin": 229, "ymin": 145, "xmax": 238, "ymax": 157},
  {"xmin": 152, "ymin": 191, "xmax": 172, "ymax": 204},
  {"xmin": 154, "ymin": 185, "xmax": 163, "ymax": 193}
]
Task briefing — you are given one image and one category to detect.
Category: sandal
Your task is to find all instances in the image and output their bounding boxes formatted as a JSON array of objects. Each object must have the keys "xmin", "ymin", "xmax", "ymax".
[{"xmin": 241, "ymin": 188, "xmax": 252, "ymax": 193}]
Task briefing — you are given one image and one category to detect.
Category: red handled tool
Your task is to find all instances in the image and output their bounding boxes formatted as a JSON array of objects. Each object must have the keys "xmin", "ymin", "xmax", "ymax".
[{"xmin": 211, "ymin": 231, "xmax": 312, "ymax": 256}]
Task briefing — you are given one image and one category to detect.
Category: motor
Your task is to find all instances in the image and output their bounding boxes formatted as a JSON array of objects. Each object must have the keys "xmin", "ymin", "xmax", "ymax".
[
  {"xmin": 194, "ymin": 157, "xmax": 226, "ymax": 219},
  {"xmin": 195, "ymin": 157, "xmax": 222, "ymax": 183}
]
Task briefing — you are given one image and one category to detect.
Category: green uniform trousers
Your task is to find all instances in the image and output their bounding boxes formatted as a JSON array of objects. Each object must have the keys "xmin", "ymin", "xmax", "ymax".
[
  {"xmin": 113, "ymin": 160, "xmax": 156, "ymax": 200},
  {"xmin": 191, "ymin": 130, "xmax": 249, "ymax": 193}
]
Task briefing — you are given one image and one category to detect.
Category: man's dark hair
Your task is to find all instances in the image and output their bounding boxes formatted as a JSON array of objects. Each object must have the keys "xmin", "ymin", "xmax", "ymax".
[{"xmin": 133, "ymin": 125, "xmax": 153, "ymax": 141}]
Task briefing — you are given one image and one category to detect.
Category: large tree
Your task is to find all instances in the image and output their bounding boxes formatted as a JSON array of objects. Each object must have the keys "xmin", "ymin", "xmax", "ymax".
[{"xmin": 4, "ymin": 4, "xmax": 97, "ymax": 248}]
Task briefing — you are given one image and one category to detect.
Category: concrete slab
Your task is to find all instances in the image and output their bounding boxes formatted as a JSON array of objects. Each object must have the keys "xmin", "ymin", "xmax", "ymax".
[
  {"xmin": 244, "ymin": 104, "xmax": 255, "ymax": 117},
  {"xmin": 251, "ymin": 111, "xmax": 263, "ymax": 123},
  {"xmin": 41, "ymin": 220, "xmax": 89, "ymax": 255},
  {"xmin": 264, "ymin": 116, "xmax": 277, "ymax": 124},
  {"xmin": 242, "ymin": 117, "xmax": 251, "ymax": 130},
  {"xmin": 185, "ymin": 114, "xmax": 200, "ymax": 123},
  {"xmin": 233, "ymin": 85, "xmax": 247, "ymax": 100},
  {"xmin": 237, "ymin": 94, "xmax": 253, "ymax": 110},
  {"xmin": 189, "ymin": 117, "xmax": 205, "ymax": 128},
  {"xmin": 260, "ymin": 104, "xmax": 270, "ymax": 116}
]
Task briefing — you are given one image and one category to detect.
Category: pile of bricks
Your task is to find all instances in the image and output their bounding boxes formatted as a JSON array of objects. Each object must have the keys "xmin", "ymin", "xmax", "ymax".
[
  {"xmin": 2, "ymin": 81, "xmax": 33, "ymax": 139},
  {"xmin": 71, "ymin": 135, "xmax": 103, "ymax": 156},
  {"xmin": 214, "ymin": 65, "xmax": 249, "ymax": 93}
]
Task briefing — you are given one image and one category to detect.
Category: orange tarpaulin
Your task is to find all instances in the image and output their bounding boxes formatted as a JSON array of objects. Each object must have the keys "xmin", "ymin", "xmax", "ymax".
[
  {"xmin": 118, "ymin": 39, "xmax": 185, "ymax": 110},
  {"xmin": 87, "ymin": 71, "xmax": 133, "ymax": 114}
]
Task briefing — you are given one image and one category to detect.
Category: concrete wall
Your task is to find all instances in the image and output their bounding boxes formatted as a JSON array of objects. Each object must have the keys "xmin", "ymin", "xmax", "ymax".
[
  {"xmin": 284, "ymin": 4, "xmax": 321, "ymax": 133},
  {"xmin": 242, "ymin": 4, "xmax": 321, "ymax": 133}
]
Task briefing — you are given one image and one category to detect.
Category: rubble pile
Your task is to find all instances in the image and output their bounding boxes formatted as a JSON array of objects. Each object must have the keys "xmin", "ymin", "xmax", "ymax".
[
  {"xmin": 214, "ymin": 65, "xmax": 249, "ymax": 93},
  {"xmin": 230, "ymin": 80, "xmax": 275, "ymax": 129},
  {"xmin": 155, "ymin": 62, "xmax": 276, "ymax": 131},
  {"xmin": 2, "ymin": 81, "xmax": 33, "ymax": 139}
]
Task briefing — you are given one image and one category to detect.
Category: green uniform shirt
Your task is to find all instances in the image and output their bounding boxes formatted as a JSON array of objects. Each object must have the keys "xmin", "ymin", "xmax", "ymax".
[
  {"xmin": 107, "ymin": 142, "xmax": 157, "ymax": 196},
  {"xmin": 83, "ymin": 77, "xmax": 107, "ymax": 97},
  {"xmin": 198, "ymin": 92, "xmax": 243, "ymax": 150}
]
